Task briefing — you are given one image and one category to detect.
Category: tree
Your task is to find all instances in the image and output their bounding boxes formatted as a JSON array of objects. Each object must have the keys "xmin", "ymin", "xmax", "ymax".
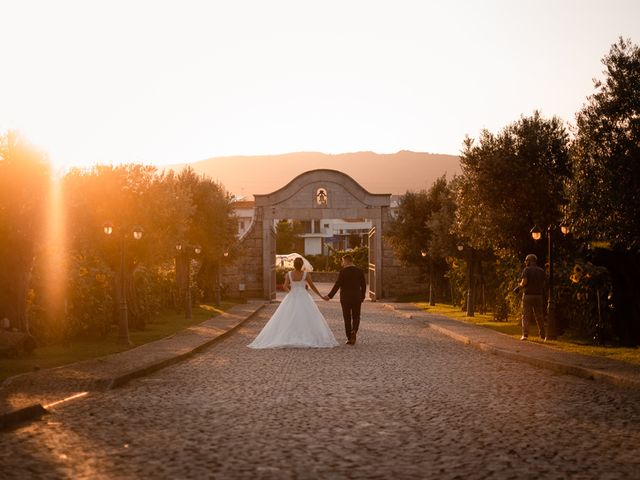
[
  {"xmin": 275, "ymin": 220, "xmax": 296, "ymax": 254},
  {"xmin": 385, "ymin": 176, "xmax": 458, "ymax": 303},
  {"xmin": 425, "ymin": 176, "xmax": 458, "ymax": 259},
  {"xmin": 176, "ymin": 168, "xmax": 237, "ymax": 303},
  {"xmin": 386, "ymin": 177, "xmax": 454, "ymax": 265},
  {"xmin": 568, "ymin": 37, "xmax": 640, "ymax": 249},
  {"xmin": 453, "ymin": 112, "xmax": 571, "ymax": 320},
  {"xmin": 455, "ymin": 111, "xmax": 571, "ymax": 259},
  {"xmin": 0, "ymin": 131, "xmax": 50, "ymax": 335},
  {"xmin": 567, "ymin": 38, "xmax": 640, "ymax": 345},
  {"xmin": 63, "ymin": 164, "xmax": 198, "ymax": 331}
]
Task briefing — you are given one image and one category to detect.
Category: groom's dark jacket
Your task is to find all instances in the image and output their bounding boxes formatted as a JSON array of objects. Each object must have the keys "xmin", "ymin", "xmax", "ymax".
[{"xmin": 328, "ymin": 265, "xmax": 367, "ymax": 304}]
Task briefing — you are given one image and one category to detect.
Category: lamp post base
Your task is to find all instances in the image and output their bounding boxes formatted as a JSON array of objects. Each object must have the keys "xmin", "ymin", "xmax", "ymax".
[
  {"xmin": 185, "ymin": 293, "xmax": 192, "ymax": 319},
  {"xmin": 545, "ymin": 301, "xmax": 557, "ymax": 340},
  {"xmin": 118, "ymin": 301, "xmax": 132, "ymax": 345}
]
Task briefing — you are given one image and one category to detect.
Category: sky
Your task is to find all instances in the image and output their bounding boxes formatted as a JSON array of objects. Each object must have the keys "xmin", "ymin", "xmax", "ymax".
[{"xmin": 1, "ymin": 0, "xmax": 639, "ymax": 171}]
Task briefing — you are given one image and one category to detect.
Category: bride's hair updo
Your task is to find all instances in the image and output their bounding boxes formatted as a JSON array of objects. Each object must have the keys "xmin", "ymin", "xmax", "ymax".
[{"xmin": 293, "ymin": 257, "xmax": 304, "ymax": 270}]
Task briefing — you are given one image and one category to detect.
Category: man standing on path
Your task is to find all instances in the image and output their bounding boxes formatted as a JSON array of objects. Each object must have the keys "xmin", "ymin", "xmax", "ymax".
[
  {"xmin": 518, "ymin": 253, "xmax": 546, "ymax": 341},
  {"xmin": 324, "ymin": 254, "xmax": 367, "ymax": 345}
]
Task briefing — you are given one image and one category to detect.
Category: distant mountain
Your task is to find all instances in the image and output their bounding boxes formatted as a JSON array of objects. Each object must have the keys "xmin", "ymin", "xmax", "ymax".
[{"xmin": 167, "ymin": 151, "xmax": 461, "ymax": 198}]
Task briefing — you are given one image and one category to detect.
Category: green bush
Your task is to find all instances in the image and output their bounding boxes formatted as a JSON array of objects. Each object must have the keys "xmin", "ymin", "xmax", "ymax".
[
  {"xmin": 328, "ymin": 246, "xmax": 369, "ymax": 271},
  {"xmin": 66, "ymin": 254, "xmax": 114, "ymax": 339},
  {"xmin": 305, "ymin": 254, "xmax": 329, "ymax": 272},
  {"xmin": 491, "ymin": 253, "xmax": 522, "ymax": 321},
  {"xmin": 27, "ymin": 252, "xmax": 115, "ymax": 343},
  {"xmin": 555, "ymin": 258, "xmax": 612, "ymax": 344},
  {"xmin": 153, "ymin": 262, "xmax": 180, "ymax": 310},
  {"xmin": 276, "ymin": 267, "xmax": 288, "ymax": 285}
]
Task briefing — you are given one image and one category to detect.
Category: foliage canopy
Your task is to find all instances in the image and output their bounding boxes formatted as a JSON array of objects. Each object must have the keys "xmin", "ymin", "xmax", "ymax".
[
  {"xmin": 568, "ymin": 37, "xmax": 640, "ymax": 250},
  {"xmin": 455, "ymin": 111, "xmax": 571, "ymax": 259}
]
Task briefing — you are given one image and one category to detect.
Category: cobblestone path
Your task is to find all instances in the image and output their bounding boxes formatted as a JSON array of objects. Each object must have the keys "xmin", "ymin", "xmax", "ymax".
[{"xmin": 2, "ymin": 300, "xmax": 640, "ymax": 479}]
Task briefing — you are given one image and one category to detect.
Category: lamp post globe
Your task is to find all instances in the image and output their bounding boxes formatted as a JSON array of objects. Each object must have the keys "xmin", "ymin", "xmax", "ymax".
[
  {"xmin": 530, "ymin": 226, "xmax": 542, "ymax": 241},
  {"xmin": 133, "ymin": 226, "xmax": 144, "ymax": 240}
]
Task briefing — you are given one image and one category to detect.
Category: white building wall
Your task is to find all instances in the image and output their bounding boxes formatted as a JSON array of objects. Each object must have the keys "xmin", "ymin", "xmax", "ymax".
[
  {"xmin": 232, "ymin": 205, "xmax": 256, "ymax": 237},
  {"xmin": 304, "ymin": 237, "xmax": 323, "ymax": 255}
]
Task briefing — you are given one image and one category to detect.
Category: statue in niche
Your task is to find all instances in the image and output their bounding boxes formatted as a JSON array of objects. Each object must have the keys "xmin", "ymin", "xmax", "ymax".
[{"xmin": 316, "ymin": 188, "xmax": 328, "ymax": 207}]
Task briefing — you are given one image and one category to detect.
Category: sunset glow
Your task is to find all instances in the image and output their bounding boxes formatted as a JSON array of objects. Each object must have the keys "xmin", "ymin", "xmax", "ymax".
[
  {"xmin": 44, "ymin": 175, "xmax": 67, "ymax": 319},
  {"xmin": 1, "ymin": 0, "xmax": 639, "ymax": 170}
]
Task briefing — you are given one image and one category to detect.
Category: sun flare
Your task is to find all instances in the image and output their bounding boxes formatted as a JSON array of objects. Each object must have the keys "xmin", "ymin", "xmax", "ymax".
[{"xmin": 44, "ymin": 174, "xmax": 67, "ymax": 316}]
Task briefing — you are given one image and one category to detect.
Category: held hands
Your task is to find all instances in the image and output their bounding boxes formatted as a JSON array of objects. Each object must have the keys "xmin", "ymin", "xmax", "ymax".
[{"xmin": 322, "ymin": 295, "xmax": 330, "ymax": 301}]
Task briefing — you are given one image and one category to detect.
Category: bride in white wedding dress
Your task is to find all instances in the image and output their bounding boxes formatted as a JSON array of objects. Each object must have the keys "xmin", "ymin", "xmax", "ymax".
[{"xmin": 248, "ymin": 257, "xmax": 338, "ymax": 349}]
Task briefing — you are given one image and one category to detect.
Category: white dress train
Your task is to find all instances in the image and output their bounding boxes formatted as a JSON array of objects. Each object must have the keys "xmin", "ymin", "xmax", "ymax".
[{"xmin": 248, "ymin": 271, "xmax": 338, "ymax": 349}]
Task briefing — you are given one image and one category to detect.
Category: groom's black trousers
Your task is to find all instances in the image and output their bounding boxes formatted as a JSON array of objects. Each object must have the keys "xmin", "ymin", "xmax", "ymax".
[{"xmin": 341, "ymin": 300, "xmax": 362, "ymax": 337}]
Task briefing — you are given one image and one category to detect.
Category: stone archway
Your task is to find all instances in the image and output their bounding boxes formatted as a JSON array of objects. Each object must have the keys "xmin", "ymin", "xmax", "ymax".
[{"xmin": 222, "ymin": 169, "xmax": 419, "ymax": 301}]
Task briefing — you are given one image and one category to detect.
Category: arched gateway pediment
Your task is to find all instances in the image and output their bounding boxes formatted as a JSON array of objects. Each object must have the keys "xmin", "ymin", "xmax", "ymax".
[{"xmin": 254, "ymin": 169, "xmax": 391, "ymax": 220}]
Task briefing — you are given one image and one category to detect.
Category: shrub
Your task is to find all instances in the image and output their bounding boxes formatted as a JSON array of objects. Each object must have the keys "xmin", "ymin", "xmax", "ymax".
[
  {"xmin": 276, "ymin": 267, "xmax": 288, "ymax": 285},
  {"xmin": 27, "ymin": 252, "xmax": 115, "ymax": 343},
  {"xmin": 328, "ymin": 246, "xmax": 369, "ymax": 271},
  {"xmin": 555, "ymin": 258, "xmax": 612, "ymax": 344},
  {"xmin": 304, "ymin": 254, "xmax": 329, "ymax": 272}
]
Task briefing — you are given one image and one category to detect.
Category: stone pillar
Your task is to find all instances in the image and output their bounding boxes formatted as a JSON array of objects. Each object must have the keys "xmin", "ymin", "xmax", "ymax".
[
  {"xmin": 220, "ymin": 211, "xmax": 265, "ymax": 300},
  {"xmin": 380, "ymin": 205, "xmax": 425, "ymax": 299},
  {"xmin": 373, "ymin": 213, "xmax": 383, "ymax": 299}
]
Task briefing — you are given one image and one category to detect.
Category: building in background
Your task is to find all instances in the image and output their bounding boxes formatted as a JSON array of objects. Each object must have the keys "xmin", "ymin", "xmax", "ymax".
[
  {"xmin": 232, "ymin": 196, "xmax": 401, "ymax": 253},
  {"xmin": 232, "ymin": 200, "xmax": 255, "ymax": 238}
]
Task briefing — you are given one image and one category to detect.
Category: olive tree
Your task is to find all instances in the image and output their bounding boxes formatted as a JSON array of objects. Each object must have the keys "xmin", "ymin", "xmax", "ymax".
[{"xmin": 567, "ymin": 38, "xmax": 640, "ymax": 345}]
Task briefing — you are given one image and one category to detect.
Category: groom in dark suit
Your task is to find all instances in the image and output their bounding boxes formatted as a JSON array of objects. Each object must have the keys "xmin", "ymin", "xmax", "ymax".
[{"xmin": 324, "ymin": 254, "xmax": 367, "ymax": 345}]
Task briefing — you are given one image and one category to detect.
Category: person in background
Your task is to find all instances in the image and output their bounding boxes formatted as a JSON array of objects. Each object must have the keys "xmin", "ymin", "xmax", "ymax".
[{"xmin": 518, "ymin": 253, "xmax": 546, "ymax": 341}]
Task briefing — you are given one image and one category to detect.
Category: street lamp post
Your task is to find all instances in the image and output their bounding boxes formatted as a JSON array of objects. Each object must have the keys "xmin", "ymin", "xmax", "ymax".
[
  {"xmin": 421, "ymin": 249, "xmax": 435, "ymax": 306},
  {"xmin": 530, "ymin": 223, "xmax": 570, "ymax": 340},
  {"xmin": 215, "ymin": 251, "xmax": 229, "ymax": 306},
  {"xmin": 103, "ymin": 222, "xmax": 144, "ymax": 345},
  {"xmin": 176, "ymin": 243, "xmax": 201, "ymax": 319}
]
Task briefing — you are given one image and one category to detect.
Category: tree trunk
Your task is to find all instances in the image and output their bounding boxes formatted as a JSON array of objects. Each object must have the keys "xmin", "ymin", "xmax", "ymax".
[
  {"xmin": 196, "ymin": 259, "xmax": 216, "ymax": 302},
  {"xmin": 466, "ymin": 250, "xmax": 476, "ymax": 317},
  {"xmin": 4, "ymin": 266, "xmax": 33, "ymax": 335}
]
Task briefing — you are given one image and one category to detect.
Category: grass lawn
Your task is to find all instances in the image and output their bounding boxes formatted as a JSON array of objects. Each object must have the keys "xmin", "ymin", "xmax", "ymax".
[
  {"xmin": 0, "ymin": 301, "xmax": 235, "ymax": 383},
  {"xmin": 415, "ymin": 302, "xmax": 640, "ymax": 367}
]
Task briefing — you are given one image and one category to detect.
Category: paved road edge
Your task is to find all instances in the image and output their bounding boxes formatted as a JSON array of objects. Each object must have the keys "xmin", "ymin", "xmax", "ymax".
[
  {"xmin": 382, "ymin": 302, "xmax": 640, "ymax": 390},
  {"xmin": 0, "ymin": 301, "xmax": 267, "ymax": 431}
]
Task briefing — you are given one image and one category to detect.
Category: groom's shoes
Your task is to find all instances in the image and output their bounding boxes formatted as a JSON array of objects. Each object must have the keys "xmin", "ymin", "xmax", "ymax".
[{"xmin": 349, "ymin": 331, "xmax": 357, "ymax": 345}]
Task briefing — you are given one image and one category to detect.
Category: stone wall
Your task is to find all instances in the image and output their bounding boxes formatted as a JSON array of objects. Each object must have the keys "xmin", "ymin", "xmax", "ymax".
[
  {"xmin": 380, "ymin": 207, "xmax": 426, "ymax": 299},
  {"xmin": 220, "ymin": 215, "xmax": 264, "ymax": 300}
]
